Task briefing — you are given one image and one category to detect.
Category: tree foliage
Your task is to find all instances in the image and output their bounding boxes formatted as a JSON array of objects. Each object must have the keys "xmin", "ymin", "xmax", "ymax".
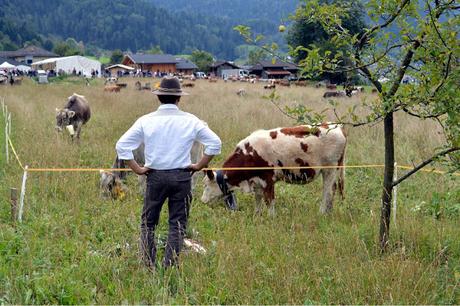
[
  {"xmin": 110, "ymin": 49, "xmax": 124, "ymax": 64},
  {"xmin": 248, "ymin": 49, "xmax": 270, "ymax": 65},
  {"xmin": 190, "ymin": 50, "xmax": 214, "ymax": 72},
  {"xmin": 286, "ymin": 0, "xmax": 367, "ymax": 83}
]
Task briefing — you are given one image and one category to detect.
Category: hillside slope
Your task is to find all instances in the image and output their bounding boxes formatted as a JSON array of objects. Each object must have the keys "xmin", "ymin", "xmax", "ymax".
[{"xmin": 1, "ymin": 0, "xmax": 248, "ymax": 58}]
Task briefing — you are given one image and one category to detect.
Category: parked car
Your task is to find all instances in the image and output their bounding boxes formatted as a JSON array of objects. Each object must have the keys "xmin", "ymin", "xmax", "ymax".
[{"xmin": 195, "ymin": 71, "xmax": 207, "ymax": 79}]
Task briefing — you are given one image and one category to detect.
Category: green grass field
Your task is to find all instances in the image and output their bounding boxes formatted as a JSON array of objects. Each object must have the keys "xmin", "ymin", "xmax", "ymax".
[{"xmin": 0, "ymin": 78, "xmax": 459, "ymax": 304}]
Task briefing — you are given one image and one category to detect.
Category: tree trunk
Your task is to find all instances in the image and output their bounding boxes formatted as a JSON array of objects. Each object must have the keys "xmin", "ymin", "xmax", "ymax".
[{"xmin": 380, "ymin": 112, "xmax": 395, "ymax": 252}]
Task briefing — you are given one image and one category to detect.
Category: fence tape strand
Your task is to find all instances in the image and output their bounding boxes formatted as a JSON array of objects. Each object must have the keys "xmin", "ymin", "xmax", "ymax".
[
  {"xmin": 4, "ymin": 129, "xmax": 459, "ymax": 176},
  {"xmin": 7, "ymin": 137, "xmax": 24, "ymax": 170}
]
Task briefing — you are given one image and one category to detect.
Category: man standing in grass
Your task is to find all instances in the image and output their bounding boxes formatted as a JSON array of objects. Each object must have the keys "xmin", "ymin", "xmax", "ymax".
[{"xmin": 116, "ymin": 77, "xmax": 221, "ymax": 269}]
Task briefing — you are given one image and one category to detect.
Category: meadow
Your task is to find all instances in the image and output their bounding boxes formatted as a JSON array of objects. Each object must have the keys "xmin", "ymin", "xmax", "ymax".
[{"xmin": 0, "ymin": 77, "xmax": 459, "ymax": 304}]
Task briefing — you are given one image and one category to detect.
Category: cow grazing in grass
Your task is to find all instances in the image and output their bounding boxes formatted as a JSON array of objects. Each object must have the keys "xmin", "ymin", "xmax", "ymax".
[
  {"xmin": 100, "ymin": 144, "xmax": 146, "ymax": 200},
  {"xmin": 101, "ymin": 141, "xmax": 205, "ymax": 200},
  {"xmin": 55, "ymin": 93, "xmax": 91, "ymax": 141},
  {"xmin": 201, "ymin": 124, "xmax": 347, "ymax": 214},
  {"xmin": 323, "ymin": 91, "xmax": 346, "ymax": 98},
  {"xmin": 104, "ymin": 85, "xmax": 121, "ymax": 92}
]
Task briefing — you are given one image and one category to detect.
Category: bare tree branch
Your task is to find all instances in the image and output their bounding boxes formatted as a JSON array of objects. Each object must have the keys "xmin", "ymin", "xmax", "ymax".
[
  {"xmin": 427, "ymin": 0, "xmax": 449, "ymax": 48},
  {"xmin": 431, "ymin": 52, "xmax": 452, "ymax": 97},
  {"xmin": 400, "ymin": 106, "xmax": 443, "ymax": 119},
  {"xmin": 392, "ymin": 147, "xmax": 460, "ymax": 187}
]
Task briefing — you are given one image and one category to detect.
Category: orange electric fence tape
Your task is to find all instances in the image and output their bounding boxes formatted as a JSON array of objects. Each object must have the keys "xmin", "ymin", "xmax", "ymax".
[{"xmin": 6, "ymin": 133, "xmax": 460, "ymax": 176}]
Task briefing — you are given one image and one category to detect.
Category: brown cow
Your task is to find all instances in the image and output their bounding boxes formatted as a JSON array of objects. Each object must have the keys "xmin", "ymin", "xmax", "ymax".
[
  {"xmin": 201, "ymin": 124, "xmax": 347, "ymax": 214},
  {"xmin": 55, "ymin": 93, "xmax": 91, "ymax": 140},
  {"xmin": 323, "ymin": 91, "xmax": 346, "ymax": 98},
  {"xmin": 104, "ymin": 85, "xmax": 121, "ymax": 92}
]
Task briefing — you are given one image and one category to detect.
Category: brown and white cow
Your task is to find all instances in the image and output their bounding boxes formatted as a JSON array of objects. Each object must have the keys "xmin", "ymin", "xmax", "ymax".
[{"xmin": 201, "ymin": 124, "xmax": 347, "ymax": 214}]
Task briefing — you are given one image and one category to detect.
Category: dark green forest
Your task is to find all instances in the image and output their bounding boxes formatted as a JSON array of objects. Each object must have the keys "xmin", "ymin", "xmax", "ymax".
[
  {"xmin": 0, "ymin": 0, "xmax": 255, "ymax": 58},
  {"xmin": 150, "ymin": 0, "xmax": 297, "ymax": 21}
]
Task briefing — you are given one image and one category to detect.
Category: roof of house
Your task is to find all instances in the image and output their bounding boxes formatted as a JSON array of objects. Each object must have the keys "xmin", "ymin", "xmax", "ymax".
[
  {"xmin": 176, "ymin": 58, "xmax": 198, "ymax": 70},
  {"xmin": 210, "ymin": 61, "xmax": 239, "ymax": 69},
  {"xmin": 105, "ymin": 64, "xmax": 134, "ymax": 70},
  {"xmin": 265, "ymin": 70, "xmax": 291, "ymax": 75},
  {"xmin": 0, "ymin": 45, "xmax": 58, "ymax": 58},
  {"xmin": 251, "ymin": 60, "xmax": 298, "ymax": 70},
  {"xmin": 126, "ymin": 54, "xmax": 178, "ymax": 64}
]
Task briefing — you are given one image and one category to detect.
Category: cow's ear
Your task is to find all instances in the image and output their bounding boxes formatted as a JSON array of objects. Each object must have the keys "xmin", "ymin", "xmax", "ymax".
[
  {"xmin": 67, "ymin": 110, "xmax": 76, "ymax": 118},
  {"xmin": 204, "ymin": 170, "xmax": 215, "ymax": 180},
  {"xmin": 55, "ymin": 108, "xmax": 60, "ymax": 113}
]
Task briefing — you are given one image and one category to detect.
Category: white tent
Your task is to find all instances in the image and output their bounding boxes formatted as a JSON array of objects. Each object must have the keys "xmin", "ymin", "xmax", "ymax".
[
  {"xmin": 32, "ymin": 55, "xmax": 101, "ymax": 77},
  {"xmin": 0, "ymin": 61, "xmax": 16, "ymax": 69},
  {"xmin": 16, "ymin": 65, "xmax": 31, "ymax": 72},
  {"xmin": 105, "ymin": 64, "xmax": 134, "ymax": 70}
]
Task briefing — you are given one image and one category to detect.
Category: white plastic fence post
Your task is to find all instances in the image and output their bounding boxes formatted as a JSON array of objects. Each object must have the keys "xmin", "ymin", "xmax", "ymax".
[
  {"xmin": 7, "ymin": 112, "xmax": 11, "ymax": 137},
  {"xmin": 393, "ymin": 162, "xmax": 398, "ymax": 226},
  {"xmin": 18, "ymin": 165, "xmax": 29, "ymax": 222},
  {"xmin": 5, "ymin": 112, "xmax": 8, "ymax": 163}
]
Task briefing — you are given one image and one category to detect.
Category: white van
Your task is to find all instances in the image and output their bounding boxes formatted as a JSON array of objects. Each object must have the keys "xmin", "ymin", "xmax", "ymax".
[{"xmin": 195, "ymin": 71, "xmax": 207, "ymax": 79}]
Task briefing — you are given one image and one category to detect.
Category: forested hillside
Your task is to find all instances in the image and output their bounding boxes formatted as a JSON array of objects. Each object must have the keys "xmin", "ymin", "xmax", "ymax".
[
  {"xmin": 151, "ymin": 0, "xmax": 298, "ymax": 51},
  {"xmin": 150, "ymin": 0, "xmax": 297, "ymax": 21},
  {"xmin": 1, "ymin": 0, "xmax": 252, "ymax": 59}
]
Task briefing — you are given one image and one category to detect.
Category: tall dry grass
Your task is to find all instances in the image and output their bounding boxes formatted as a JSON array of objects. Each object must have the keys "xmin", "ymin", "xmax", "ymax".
[{"xmin": 0, "ymin": 77, "xmax": 458, "ymax": 304}]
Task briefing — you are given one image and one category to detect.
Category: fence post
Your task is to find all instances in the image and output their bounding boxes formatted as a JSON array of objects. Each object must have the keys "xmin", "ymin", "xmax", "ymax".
[
  {"xmin": 11, "ymin": 187, "xmax": 18, "ymax": 223},
  {"xmin": 393, "ymin": 162, "xmax": 398, "ymax": 226},
  {"xmin": 18, "ymin": 165, "xmax": 29, "ymax": 222},
  {"xmin": 7, "ymin": 112, "xmax": 11, "ymax": 137},
  {"xmin": 5, "ymin": 112, "xmax": 8, "ymax": 163}
]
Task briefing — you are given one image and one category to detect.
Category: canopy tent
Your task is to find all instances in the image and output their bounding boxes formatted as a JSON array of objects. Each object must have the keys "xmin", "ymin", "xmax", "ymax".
[
  {"xmin": 105, "ymin": 64, "xmax": 134, "ymax": 70},
  {"xmin": 32, "ymin": 56, "xmax": 101, "ymax": 77},
  {"xmin": 16, "ymin": 64, "xmax": 31, "ymax": 72},
  {"xmin": 0, "ymin": 61, "xmax": 16, "ymax": 69}
]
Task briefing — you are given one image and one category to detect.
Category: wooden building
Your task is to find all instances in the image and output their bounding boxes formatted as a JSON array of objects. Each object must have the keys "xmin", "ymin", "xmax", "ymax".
[
  {"xmin": 175, "ymin": 58, "xmax": 198, "ymax": 75},
  {"xmin": 209, "ymin": 61, "xmax": 240, "ymax": 78},
  {"xmin": 122, "ymin": 54, "xmax": 178, "ymax": 74},
  {"xmin": 249, "ymin": 60, "xmax": 299, "ymax": 79}
]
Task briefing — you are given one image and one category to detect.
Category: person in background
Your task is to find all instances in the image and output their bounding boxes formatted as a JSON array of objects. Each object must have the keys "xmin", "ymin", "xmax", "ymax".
[{"xmin": 115, "ymin": 76, "xmax": 221, "ymax": 270}]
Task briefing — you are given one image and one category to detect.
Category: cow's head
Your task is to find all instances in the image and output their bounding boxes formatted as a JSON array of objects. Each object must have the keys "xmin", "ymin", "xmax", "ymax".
[
  {"xmin": 201, "ymin": 170, "xmax": 223, "ymax": 203},
  {"xmin": 100, "ymin": 171, "xmax": 128, "ymax": 200},
  {"xmin": 55, "ymin": 108, "xmax": 75, "ymax": 131},
  {"xmin": 201, "ymin": 170, "xmax": 238, "ymax": 210}
]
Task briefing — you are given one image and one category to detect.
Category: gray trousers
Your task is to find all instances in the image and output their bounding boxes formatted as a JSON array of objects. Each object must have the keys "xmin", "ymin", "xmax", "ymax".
[{"xmin": 140, "ymin": 170, "xmax": 192, "ymax": 268}]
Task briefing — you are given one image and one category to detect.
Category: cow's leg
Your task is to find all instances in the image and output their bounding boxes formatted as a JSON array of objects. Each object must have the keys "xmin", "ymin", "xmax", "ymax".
[
  {"xmin": 320, "ymin": 169, "xmax": 337, "ymax": 214},
  {"xmin": 74, "ymin": 121, "xmax": 83, "ymax": 141},
  {"xmin": 254, "ymin": 186, "xmax": 264, "ymax": 215},
  {"xmin": 263, "ymin": 184, "xmax": 275, "ymax": 216}
]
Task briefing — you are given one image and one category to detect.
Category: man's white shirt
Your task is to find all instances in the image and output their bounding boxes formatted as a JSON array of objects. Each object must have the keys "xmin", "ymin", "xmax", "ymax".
[{"xmin": 116, "ymin": 104, "xmax": 221, "ymax": 170}]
